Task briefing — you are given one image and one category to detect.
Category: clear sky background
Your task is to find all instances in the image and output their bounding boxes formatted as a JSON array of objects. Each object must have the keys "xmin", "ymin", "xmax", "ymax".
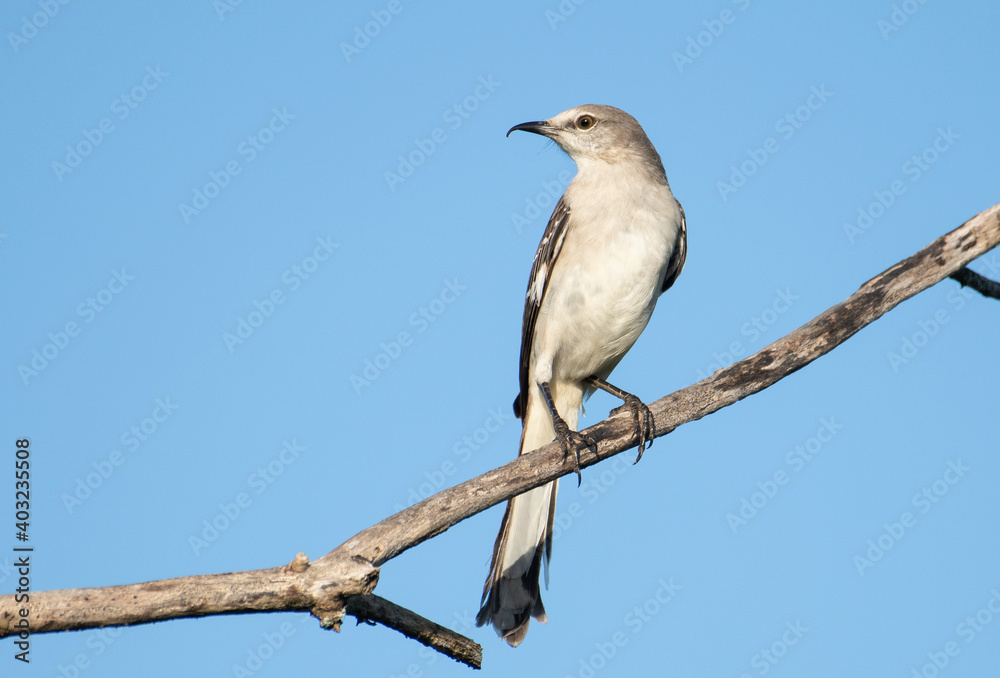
[{"xmin": 3, "ymin": 1, "xmax": 1000, "ymax": 676}]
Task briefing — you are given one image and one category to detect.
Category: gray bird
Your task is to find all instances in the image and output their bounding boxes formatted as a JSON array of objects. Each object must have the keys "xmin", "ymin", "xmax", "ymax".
[{"xmin": 477, "ymin": 105, "xmax": 687, "ymax": 646}]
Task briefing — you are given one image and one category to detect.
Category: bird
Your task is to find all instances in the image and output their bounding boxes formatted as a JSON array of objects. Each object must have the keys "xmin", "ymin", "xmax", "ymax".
[{"xmin": 476, "ymin": 105, "xmax": 687, "ymax": 646}]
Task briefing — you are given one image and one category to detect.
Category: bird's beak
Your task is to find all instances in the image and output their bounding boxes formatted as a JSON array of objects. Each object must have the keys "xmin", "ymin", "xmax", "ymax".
[{"xmin": 507, "ymin": 120, "xmax": 555, "ymax": 138}]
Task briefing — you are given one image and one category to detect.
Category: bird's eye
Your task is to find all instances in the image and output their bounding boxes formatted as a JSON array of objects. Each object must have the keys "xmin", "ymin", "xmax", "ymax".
[{"xmin": 576, "ymin": 115, "xmax": 595, "ymax": 130}]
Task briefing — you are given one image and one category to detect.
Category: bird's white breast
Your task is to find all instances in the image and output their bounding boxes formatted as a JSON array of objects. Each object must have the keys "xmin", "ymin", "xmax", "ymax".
[{"xmin": 532, "ymin": 163, "xmax": 682, "ymax": 382}]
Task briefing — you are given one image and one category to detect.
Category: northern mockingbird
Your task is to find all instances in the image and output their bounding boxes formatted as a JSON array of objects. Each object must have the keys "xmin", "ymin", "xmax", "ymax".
[{"xmin": 476, "ymin": 105, "xmax": 687, "ymax": 646}]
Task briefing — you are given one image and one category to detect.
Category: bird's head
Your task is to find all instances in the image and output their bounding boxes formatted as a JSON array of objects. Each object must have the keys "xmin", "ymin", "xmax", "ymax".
[{"xmin": 507, "ymin": 104, "xmax": 665, "ymax": 177}]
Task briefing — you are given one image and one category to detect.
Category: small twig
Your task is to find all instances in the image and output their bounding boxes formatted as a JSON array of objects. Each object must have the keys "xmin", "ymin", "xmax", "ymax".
[
  {"xmin": 345, "ymin": 595, "xmax": 482, "ymax": 669},
  {"xmin": 950, "ymin": 265, "xmax": 1000, "ymax": 300}
]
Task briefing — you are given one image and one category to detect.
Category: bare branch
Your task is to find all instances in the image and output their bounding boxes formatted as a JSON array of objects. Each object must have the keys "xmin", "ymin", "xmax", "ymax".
[
  {"xmin": 330, "ymin": 201, "xmax": 1000, "ymax": 568},
  {"xmin": 345, "ymin": 595, "xmax": 482, "ymax": 669},
  {"xmin": 1, "ymin": 202, "xmax": 997, "ymax": 668},
  {"xmin": 0, "ymin": 553, "xmax": 375, "ymax": 634},
  {"xmin": 950, "ymin": 265, "xmax": 1000, "ymax": 300}
]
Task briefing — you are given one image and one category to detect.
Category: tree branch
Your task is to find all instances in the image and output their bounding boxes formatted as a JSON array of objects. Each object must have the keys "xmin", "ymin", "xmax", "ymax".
[
  {"xmin": 345, "ymin": 594, "xmax": 482, "ymax": 669},
  {"xmin": 950, "ymin": 265, "xmax": 1000, "ymax": 299},
  {"xmin": 1, "ymin": 202, "xmax": 997, "ymax": 669},
  {"xmin": 0, "ymin": 552, "xmax": 375, "ymax": 633},
  {"xmin": 328, "ymin": 200, "xmax": 1000, "ymax": 568}
]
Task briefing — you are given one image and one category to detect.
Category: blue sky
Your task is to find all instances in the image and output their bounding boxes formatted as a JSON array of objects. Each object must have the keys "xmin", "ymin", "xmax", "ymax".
[{"xmin": 3, "ymin": 1, "xmax": 1000, "ymax": 676}]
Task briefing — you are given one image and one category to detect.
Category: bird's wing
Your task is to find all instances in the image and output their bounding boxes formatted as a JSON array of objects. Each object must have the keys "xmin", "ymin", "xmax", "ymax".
[
  {"xmin": 513, "ymin": 196, "xmax": 571, "ymax": 419},
  {"xmin": 661, "ymin": 200, "xmax": 687, "ymax": 293}
]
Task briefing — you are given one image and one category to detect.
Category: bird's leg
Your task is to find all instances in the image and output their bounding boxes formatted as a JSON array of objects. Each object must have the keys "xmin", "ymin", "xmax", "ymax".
[
  {"xmin": 538, "ymin": 381, "xmax": 594, "ymax": 486},
  {"xmin": 586, "ymin": 376, "xmax": 655, "ymax": 464}
]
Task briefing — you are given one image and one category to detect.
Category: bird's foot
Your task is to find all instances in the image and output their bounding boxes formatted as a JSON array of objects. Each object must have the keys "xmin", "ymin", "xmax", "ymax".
[
  {"xmin": 588, "ymin": 376, "xmax": 656, "ymax": 464},
  {"xmin": 609, "ymin": 394, "xmax": 655, "ymax": 463},
  {"xmin": 538, "ymin": 380, "xmax": 595, "ymax": 486},
  {"xmin": 551, "ymin": 413, "xmax": 595, "ymax": 486}
]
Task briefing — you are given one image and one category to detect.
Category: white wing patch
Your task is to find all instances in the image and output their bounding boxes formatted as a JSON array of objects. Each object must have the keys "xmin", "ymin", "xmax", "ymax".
[
  {"xmin": 528, "ymin": 227, "xmax": 568, "ymax": 305},
  {"xmin": 528, "ymin": 263, "xmax": 547, "ymax": 304},
  {"xmin": 551, "ymin": 227, "xmax": 568, "ymax": 268}
]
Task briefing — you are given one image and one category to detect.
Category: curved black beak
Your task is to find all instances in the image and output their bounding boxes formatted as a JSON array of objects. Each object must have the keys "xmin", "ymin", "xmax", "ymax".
[{"xmin": 507, "ymin": 120, "xmax": 553, "ymax": 138}]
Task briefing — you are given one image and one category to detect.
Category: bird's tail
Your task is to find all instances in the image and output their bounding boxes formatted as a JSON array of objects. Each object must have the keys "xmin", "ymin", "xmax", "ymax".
[{"xmin": 476, "ymin": 384, "xmax": 578, "ymax": 646}]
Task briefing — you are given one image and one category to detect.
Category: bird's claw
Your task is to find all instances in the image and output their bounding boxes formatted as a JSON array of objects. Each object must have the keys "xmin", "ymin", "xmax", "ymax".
[
  {"xmin": 610, "ymin": 394, "xmax": 655, "ymax": 464},
  {"xmin": 552, "ymin": 416, "xmax": 595, "ymax": 486}
]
